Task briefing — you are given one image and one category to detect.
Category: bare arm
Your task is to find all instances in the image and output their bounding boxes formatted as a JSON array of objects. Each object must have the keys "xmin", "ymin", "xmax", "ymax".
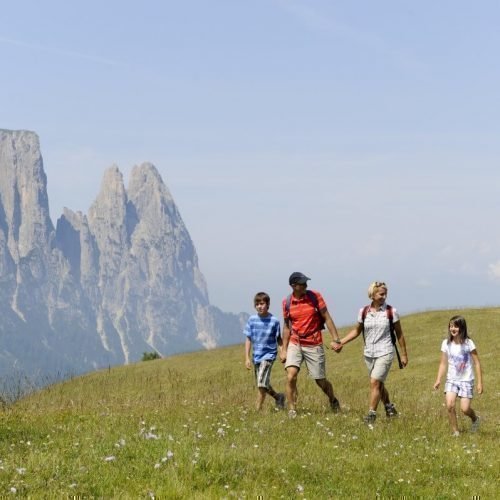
[
  {"xmin": 280, "ymin": 318, "xmax": 290, "ymax": 363},
  {"xmin": 434, "ymin": 352, "xmax": 447, "ymax": 389},
  {"xmin": 321, "ymin": 309, "xmax": 342, "ymax": 352},
  {"xmin": 340, "ymin": 323, "xmax": 363, "ymax": 346},
  {"xmin": 244, "ymin": 338, "xmax": 252, "ymax": 370},
  {"xmin": 394, "ymin": 321, "xmax": 408, "ymax": 367},
  {"xmin": 471, "ymin": 350, "xmax": 483, "ymax": 394}
]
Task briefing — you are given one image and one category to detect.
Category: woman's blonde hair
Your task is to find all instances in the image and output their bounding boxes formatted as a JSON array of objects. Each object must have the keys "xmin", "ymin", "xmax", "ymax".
[{"xmin": 368, "ymin": 281, "xmax": 388, "ymax": 299}]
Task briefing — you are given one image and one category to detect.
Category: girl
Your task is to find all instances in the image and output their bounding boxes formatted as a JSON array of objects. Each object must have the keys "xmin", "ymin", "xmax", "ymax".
[{"xmin": 434, "ymin": 315, "xmax": 483, "ymax": 436}]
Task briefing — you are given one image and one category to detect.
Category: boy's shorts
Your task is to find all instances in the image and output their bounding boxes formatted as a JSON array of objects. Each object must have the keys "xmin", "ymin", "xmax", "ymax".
[
  {"xmin": 254, "ymin": 359, "xmax": 274, "ymax": 389},
  {"xmin": 445, "ymin": 380, "xmax": 473, "ymax": 399},
  {"xmin": 285, "ymin": 344, "xmax": 326, "ymax": 380},
  {"xmin": 364, "ymin": 352, "xmax": 394, "ymax": 382}
]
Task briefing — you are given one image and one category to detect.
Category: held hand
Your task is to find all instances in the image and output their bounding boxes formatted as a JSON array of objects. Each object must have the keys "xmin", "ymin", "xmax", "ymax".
[
  {"xmin": 279, "ymin": 351, "xmax": 287, "ymax": 364},
  {"xmin": 245, "ymin": 359, "xmax": 252, "ymax": 370},
  {"xmin": 400, "ymin": 354, "xmax": 408, "ymax": 368},
  {"xmin": 331, "ymin": 341, "xmax": 343, "ymax": 353}
]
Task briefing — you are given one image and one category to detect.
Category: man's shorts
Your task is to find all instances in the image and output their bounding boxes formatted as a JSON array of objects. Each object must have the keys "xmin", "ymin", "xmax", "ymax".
[
  {"xmin": 445, "ymin": 380, "xmax": 474, "ymax": 399},
  {"xmin": 285, "ymin": 343, "xmax": 326, "ymax": 380},
  {"xmin": 364, "ymin": 352, "xmax": 394, "ymax": 382},
  {"xmin": 254, "ymin": 359, "xmax": 274, "ymax": 389}
]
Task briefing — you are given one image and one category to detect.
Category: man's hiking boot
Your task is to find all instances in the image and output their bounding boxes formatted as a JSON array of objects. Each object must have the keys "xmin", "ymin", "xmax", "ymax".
[
  {"xmin": 363, "ymin": 410, "xmax": 377, "ymax": 425},
  {"xmin": 330, "ymin": 398, "xmax": 341, "ymax": 413},
  {"xmin": 385, "ymin": 403, "xmax": 398, "ymax": 418},
  {"xmin": 275, "ymin": 393, "xmax": 286, "ymax": 410}
]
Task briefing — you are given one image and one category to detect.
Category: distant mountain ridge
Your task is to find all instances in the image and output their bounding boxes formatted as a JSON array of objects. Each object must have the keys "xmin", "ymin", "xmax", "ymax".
[{"xmin": 0, "ymin": 129, "xmax": 247, "ymax": 378}]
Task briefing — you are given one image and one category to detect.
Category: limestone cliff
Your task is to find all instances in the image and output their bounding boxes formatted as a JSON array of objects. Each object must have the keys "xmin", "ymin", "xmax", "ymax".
[{"xmin": 0, "ymin": 129, "xmax": 247, "ymax": 378}]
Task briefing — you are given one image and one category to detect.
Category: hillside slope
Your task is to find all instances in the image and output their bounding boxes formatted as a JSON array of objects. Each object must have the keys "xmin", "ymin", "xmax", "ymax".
[{"xmin": 2, "ymin": 307, "xmax": 498, "ymax": 497}]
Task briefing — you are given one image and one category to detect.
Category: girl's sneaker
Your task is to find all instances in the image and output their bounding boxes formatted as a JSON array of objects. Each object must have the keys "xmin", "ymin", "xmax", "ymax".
[{"xmin": 471, "ymin": 416, "xmax": 481, "ymax": 433}]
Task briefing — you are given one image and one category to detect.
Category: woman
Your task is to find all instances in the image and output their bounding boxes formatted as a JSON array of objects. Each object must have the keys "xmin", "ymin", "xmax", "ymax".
[{"xmin": 339, "ymin": 281, "xmax": 408, "ymax": 424}]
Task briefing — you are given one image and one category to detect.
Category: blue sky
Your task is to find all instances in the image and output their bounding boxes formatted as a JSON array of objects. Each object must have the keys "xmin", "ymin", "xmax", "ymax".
[{"xmin": 2, "ymin": 1, "xmax": 499, "ymax": 326}]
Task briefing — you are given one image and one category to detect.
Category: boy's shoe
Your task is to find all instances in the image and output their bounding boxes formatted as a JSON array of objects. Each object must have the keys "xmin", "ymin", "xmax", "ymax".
[
  {"xmin": 363, "ymin": 411, "xmax": 377, "ymax": 425},
  {"xmin": 471, "ymin": 416, "xmax": 481, "ymax": 433},
  {"xmin": 452, "ymin": 430, "xmax": 460, "ymax": 437},
  {"xmin": 275, "ymin": 393, "xmax": 286, "ymax": 410},
  {"xmin": 288, "ymin": 409, "xmax": 297, "ymax": 419},
  {"xmin": 330, "ymin": 398, "xmax": 341, "ymax": 413},
  {"xmin": 385, "ymin": 403, "xmax": 398, "ymax": 418}
]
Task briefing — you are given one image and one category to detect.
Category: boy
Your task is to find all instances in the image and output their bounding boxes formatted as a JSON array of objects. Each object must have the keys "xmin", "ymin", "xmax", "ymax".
[{"xmin": 244, "ymin": 292, "xmax": 286, "ymax": 410}]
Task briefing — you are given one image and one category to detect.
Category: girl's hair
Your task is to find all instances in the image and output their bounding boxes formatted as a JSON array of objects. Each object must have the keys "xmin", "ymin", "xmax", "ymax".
[
  {"xmin": 254, "ymin": 292, "xmax": 270, "ymax": 306},
  {"xmin": 448, "ymin": 315, "xmax": 469, "ymax": 343},
  {"xmin": 368, "ymin": 281, "xmax": 388, "ymax": 300}
]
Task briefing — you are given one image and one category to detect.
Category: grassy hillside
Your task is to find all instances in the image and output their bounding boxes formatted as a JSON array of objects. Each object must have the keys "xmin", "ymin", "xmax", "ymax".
[{"xmin": 1, "ymin": 308, "xmax": 498, "ymax": 498}]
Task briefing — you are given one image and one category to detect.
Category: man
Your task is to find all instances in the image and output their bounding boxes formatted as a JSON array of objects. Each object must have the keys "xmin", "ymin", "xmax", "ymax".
[{"xmin": 279, "ymin": 272, "xmax": 342, "ymax": 418}]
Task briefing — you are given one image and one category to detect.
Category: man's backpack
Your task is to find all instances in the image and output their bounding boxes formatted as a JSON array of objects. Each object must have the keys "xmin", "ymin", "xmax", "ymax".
[
  {"xmin": 361, "ymin": 304, "xmax": 403, "ymax": 369},
  {"xmin": 285, "ymin": 290, "xmax": 325, "ymax": 332}
]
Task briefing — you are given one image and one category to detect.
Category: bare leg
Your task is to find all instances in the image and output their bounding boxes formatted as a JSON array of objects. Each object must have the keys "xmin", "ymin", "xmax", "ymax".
[
  {"xmin": 369, "ymin": 378, "xmax": 384, "ymax": 411},
  {"xmin": 266, "ymin": 385, "xmax": 278, "ymax": 399},
  {"xmin": 380, "ymin": 383, "xmax": 390, "ymax": 406},
  {"xmin": 445, "ymin": 392, "xmax": 459, "ymax": 433},
  {"xmin": 256, "ymin": 387, "xmax": 266, "ymax": 411},
  {"xmin": 459, "ymin": 397, "xmax": 477, "ymax": 422},
  {"xmin": 315, "ymin": 378, "xmax": 337, "ymax": 405},
  {"xmin": 286, "ymin": 366, "xmax": 299, "ymax": 411}
]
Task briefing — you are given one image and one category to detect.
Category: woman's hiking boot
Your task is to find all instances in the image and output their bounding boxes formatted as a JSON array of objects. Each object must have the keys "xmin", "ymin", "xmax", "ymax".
[{"xmin": 385, "ymin": 403, "xmax": 398, "ymax": 418}]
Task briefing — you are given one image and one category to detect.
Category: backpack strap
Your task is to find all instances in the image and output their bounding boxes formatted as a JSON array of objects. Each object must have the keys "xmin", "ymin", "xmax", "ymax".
[
  {"xmin": 360, "ymin": 305, "xmax": 370, "ymax": 343},
  {"xmin": 386, "ymin": 304, "xmax": 396, "ymax": 345},
  {"xmin": 285, "ymin": 294, "xmax": 292, "ymax": 317},
  {"xmin": 386, "ymin": 304, "xmax": 403, "ymax": 368}
]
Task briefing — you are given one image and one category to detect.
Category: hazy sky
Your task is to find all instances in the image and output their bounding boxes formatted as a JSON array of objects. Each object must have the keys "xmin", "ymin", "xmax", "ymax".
[{"xmin": 2, "ymin": 1, "xmax": 499, "ymax": 326}]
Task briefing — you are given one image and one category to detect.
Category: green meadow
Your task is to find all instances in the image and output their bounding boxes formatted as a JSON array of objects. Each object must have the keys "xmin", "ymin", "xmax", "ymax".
[{"xmin": 0, "ymin": 308, "xmax": 498, "ymax": 498}]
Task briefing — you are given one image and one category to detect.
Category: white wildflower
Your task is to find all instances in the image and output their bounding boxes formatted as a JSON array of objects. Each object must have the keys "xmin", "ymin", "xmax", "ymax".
[
  {"xmin": 115, "ymin": 438, "xmax": 126, "ymax": 448},
  {"xmin": 166, "ymin": 450, "xmax": 174, "ymax": 459},
  {"xmin": 217, "ymin": 428, "xmax": 225, "ymax": 437},
  {"xmin": 10, "ymin": 487, "xmax": 17, "ymax": 494},
  {"xmin": 296, "ymin": 484, "xmax": 304, "ymax": 493},
  {"xmin": 16, "ymin": 468, "xmax": 26, "ymax": 475},
  {"xmin": 154, "ymin": 463, "xmax": 161, "ymax": 469},
  {"xmin": 104, "ymin": 456, "xmax": 116, "ymax": 462}
]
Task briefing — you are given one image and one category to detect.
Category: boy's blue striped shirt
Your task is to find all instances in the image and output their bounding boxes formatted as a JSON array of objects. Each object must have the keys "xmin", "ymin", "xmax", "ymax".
[{"xmin": 244, "ymin": 314, "xmax": 281, "ymax": 363}]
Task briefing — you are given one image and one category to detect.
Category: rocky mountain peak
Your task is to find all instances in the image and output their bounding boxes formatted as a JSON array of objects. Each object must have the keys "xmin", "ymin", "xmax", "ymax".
[{"xmin": 0, "ymin": 130, "xmax": 247, "ymax": 379}]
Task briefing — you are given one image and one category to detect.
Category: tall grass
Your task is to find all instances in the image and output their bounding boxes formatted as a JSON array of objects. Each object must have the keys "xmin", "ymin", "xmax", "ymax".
[{"xmin": 0, "ymin": 308, "xmax": 498, "ymax": 497}]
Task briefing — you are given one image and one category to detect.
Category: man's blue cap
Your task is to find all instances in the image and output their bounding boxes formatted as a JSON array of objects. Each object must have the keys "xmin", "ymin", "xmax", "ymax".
[{"xmin": 289, "ymin": 272, "xmax": 310, "ymax": 285}]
